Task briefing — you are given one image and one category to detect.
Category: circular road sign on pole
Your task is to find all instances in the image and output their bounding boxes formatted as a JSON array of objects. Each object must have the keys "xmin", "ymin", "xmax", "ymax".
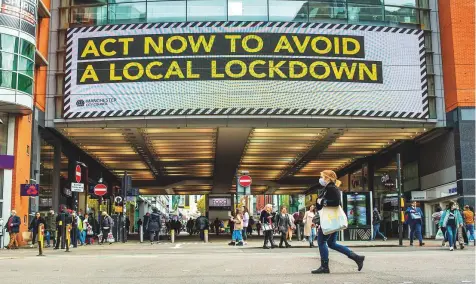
[
  {"xmin": 75, "ymin": 165, "xmax": 81, "ymax": 183},
  {"xmin": 94, "ymin": 184, "xmax": 107, "ymax": 196},
  {"xmin": 238, "ymin": 175, "xmax": 252, "ymax": 187}
]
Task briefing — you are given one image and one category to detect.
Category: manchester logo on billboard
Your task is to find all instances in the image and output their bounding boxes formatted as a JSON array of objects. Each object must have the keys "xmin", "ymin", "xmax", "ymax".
[{"xmin": 64, "ymin": 21, "xmax": 428, "ymax": 119}]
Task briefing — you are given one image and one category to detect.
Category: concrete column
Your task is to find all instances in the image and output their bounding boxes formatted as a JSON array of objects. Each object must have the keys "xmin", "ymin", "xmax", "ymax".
[{"xmin": 52, "ymin": 143, "xmax": 62, "ymax": 212}]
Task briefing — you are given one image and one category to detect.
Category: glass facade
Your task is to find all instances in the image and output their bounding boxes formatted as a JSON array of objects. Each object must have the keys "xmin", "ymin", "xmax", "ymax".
[
  {"xmin": 70, "ymin": 0, "xmax": 428, "ymax": 28},
  {"xmin": 0, "ymin": 34, "xmax": 35, "ymax": 95}
]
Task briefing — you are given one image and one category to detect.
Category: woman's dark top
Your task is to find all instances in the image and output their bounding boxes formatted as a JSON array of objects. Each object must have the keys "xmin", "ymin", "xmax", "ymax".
[
  {"xmin": 316, "ymin": 182, "xmax": 341, "ymax": 211},
  {"xmin": 260, "ymin": 210, "xmax": 272, "ymax": 224},
  {"xmin": 447, "ymin": 210, "xmax": 456, "ymax": 226}
]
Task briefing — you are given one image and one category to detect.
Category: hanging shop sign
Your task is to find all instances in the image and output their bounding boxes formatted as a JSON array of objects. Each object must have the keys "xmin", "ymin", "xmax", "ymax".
[
  {"xmin": 64, "ymin": 21, "xmax": 428, "ymax": 120},
  {"xmin": 20, "ymin": 184, "xmax": 39, "ymax": 196}
]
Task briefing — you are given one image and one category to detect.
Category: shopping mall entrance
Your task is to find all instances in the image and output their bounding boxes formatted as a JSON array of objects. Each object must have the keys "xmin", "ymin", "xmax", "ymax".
[{"xmin": 38, "ymin": 118, "xmax": 438, "ymax": 241}]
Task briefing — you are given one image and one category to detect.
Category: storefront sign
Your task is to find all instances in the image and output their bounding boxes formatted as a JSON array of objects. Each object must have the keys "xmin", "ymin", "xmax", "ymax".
[
  {"xmin": 411, "ymin": 191, "xmax": 427, "ymax": 201},
  {"xmin": 20, "ymin": 184, "xmax": 39, "ymax": 196},
  {"xmin": 0, "ymin": 0, "xmax": 36, "ymax": 40},
  {"xmin": 64, "ymin": 21, "xmax": 428, "ymax": 120}
]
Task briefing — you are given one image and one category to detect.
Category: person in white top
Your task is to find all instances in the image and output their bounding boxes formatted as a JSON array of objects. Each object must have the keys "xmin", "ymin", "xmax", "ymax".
[
  {"xmin": 242, "ymin": 206, "xmax": 250, "ymax": 244},
  {"xmin": 303, "ymin": 205, "xmax": 316, "ymax": 248}
]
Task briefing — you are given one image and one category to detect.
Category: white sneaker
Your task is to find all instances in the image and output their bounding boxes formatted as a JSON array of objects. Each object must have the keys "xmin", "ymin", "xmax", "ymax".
[
  {"xmin": 449, "ymin": 246, "xmax": 454, "ymax": 251},
  {"xmin": 29, "ymin": 245, "xmax": 33, "ymax": 248}
]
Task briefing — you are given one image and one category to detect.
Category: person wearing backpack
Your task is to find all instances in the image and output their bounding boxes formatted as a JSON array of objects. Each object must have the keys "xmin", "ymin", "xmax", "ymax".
[{"xmin": 372, "ymin": 207, "xmax": 387, "ymax": 241}]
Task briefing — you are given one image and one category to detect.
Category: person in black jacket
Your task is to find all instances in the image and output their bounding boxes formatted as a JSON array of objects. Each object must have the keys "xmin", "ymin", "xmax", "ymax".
[
  {"xmin": 29, "ymin": 212, "xmax": 46, "ymax": 247},
  {"xmin": 312, "ymin": 170, "xmax": 365, "ymax": 274},
  {"xmin": 275, "ymin": 206, "xmax": 292, "ymax": 248},
  {"xmin": 260, "ymin": 204, "xmax": 277, "ymax": 249},
  {"xmin": 54, "ymin": 206, "xmax": 72, "ymax": 250}
]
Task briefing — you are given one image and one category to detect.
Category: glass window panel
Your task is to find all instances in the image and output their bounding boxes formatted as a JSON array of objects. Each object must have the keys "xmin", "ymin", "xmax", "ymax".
[
  {"xmin": 0, "ymin": 52, "xmax": 17, "ymax": 71},
  {"xmin": 0, "ymin": 34, "xmax": 18, "ymax": 53},
  {"xmin": 20, "ymin": 39, "xmax": 35, "ymax": 60},
  {"xmin": 17, "ymin": 73, "xmax": 33, "ymax": 94},
  {"xmin": 108, "ymin": 2, "xmax": 146, "ymax": 24},
  {"xmin": 385, "ymin": 6, "xmax": 418, "ymax": 24},
  {"xmin": 309, "ymin": 1, "xmax": 347, "ymax": 22},
  {"xmin": 348, "ymin": 4, "xmax": 384, "ymax": 23},
  {"xmin": 347, "ymin": 0, "xmax": 383, "ymax": 4},
  {"xmin": 0, "ymin": 71, "xmax": 17, "ymax": 89},
  {"xmin": 0, "ymin": 113, "xmax": 7, "ymax": 156},
  {"xmin": 384, "ymin": 0, "xmax": 417, "ymax": 7},
  {"xmin": 269, "ymin": 0, "xmax": 308, "ymax": 22},
  {"xmin": 228, "ymin": 0, "xmax": 268, "ymax": 21},
  {"xmin": 71, "ymin": 6, "xmax": 107, "ymax": 25},
  {"xmin": 461, "ymin": 109, "xmax": 475, "ymax": 121},
  {"xmin": 18, "ymin": 57, "xmax": 34, "ymax": 77},
  {"xmin": 187, "ymin": 0, "xmax": 227, "ymax": 21},
  {"xmin": 147, "ymin": 1, "xmax": 186, "ymax": 22}
]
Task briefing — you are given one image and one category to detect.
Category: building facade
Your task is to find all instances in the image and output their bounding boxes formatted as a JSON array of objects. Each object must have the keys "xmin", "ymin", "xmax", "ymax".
[
  {"xmin": 0, "ymin": 0, "xmax": 474, "ymax": 246},
  {"xmin": 0, "ymin": 0, "xmax": 51, "ymax": 244}
]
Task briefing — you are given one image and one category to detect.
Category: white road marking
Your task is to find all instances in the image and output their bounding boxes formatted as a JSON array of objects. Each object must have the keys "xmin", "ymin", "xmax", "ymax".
[
  {"xmin": 461, "ymin": 281, "xmax": 473, "ymax": 283},
  {"xmin": 172, "ymin": 244, "xmax": 182, "ymax": 249}
]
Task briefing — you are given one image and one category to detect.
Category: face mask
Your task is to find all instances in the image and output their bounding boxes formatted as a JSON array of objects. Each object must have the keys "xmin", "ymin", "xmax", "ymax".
[{"xmin": 319, "ymin": 178, "xmax": 327, "ymax": 187}]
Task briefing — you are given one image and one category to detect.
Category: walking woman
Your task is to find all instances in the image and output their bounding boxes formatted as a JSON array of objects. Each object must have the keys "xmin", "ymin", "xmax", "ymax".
[
  {"xmin": 275, "ymin": 206, "xmax": 292, "ymax": 248},
  {"xmin": 242, "ymin": 206, "xmax": 250, "ymax": 244},
  {"xmin": 303, "ymin": 205, "xmax": 316, "ymax": 248},
  {"xmin": 312, "ymin": 170, "xmax": 365, "ymax": 274},
  {"xmin": 440, "ymin": 201, "xmax": 464, "ymax": 251},
  {"xmin": 260, "ymin": 204, "xmax": 276, "ymax": 249}
]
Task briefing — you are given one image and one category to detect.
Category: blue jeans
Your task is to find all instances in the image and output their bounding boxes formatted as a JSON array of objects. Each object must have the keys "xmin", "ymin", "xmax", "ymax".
[
  {"xmin": 46, "ymin": 231, "xmax": 56, "ymax": 246},
  {"xmin": 446, "ymin": 225, "xmax": 457, "ymax": 247},
  {"xmin": 466, "ymin": 224, "xmax": 475, "ymax": 241},
  {"xmin": 232, "ymin": 230, "xmax": 243, "ymax": 242},
  {"xmin": 317, "ymin": 229, "xmax": 352, "ymax": 261},
  {"xmin": 309, "ymin": 227, "xmax": 316, "ymax": 244},
  {"xmin": 242, "ymin": 227, "xmax": 247, "ymax": 241},
  {"xmin": 409, "ymin": 222, "xmax": 423, "ymax": 244},
  {"xmin": 372, "ymin": 223, "xmax": 386, "ymax": 240},
  {"xmin": 79, "ymin": 230, "xmax": 86, "ymax": 245}
]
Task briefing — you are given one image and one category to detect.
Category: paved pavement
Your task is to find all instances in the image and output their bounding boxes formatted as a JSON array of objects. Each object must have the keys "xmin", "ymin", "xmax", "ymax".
[{"xmin": 1, "ymin": 235, "xmax": 475, "ymax": 284}]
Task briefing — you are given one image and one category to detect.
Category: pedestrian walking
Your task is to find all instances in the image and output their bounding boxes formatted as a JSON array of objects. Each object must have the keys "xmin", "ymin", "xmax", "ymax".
[
  {"xmin": 463, "ymin": 205, "xmax": 475, "ymax": 243},
  {"xmin": 260, "ymin": 204, "xmax": 277, "ymax": 249},
  {"xmin": 213, "ymin": 218, "xmax": 221, "ymax": 236},
  {"xmin": 312, "ymin": 170, "xmax": 365, "ymax": 274},
  {"xmin": 439, "ymin": 201, "xmax": 464, "ymax": 251},
  {"xmin": 70, "ymin": 211, "xmax": 80, "ymax": 247},
  {"xmin": 230, "ymin": 208, "xmax": 244, "ymax": 246},
  {"xmin": 195, "ymin": 213, "xmax": 209, "ymax": 241},
  {"xmin": 28, "ymin": 212, "xmax": 46, "ymax": 248},
  {"xmin": 293, "ymin": 211, "xmax": 304, "ymax": 241},
  {"xmin": 303, "ymin": 205, "xmax": 316, "ymax": 248},
  {"xmin": 45, "ymin": 209, "xmax": 57, "ymax": 248},
  {"xmin": 146, "ymin": 209, "xmax": 161, "ymax": 244},
  {"xmin": 83, "ymin": 213, "xmax": 94, "ymax": 245},
  {"xmin": 242, "ymin": 206, "xmax": 250, "ymax": 244},
  {"xmin": 275, "ymin": 205, "xmax": 292, "ymax": 248},
  {"xmin": 247, "ymin": 217, "xmax": 254, "ymax": 236},
  {"xmin": 187, "ymin": 218, "xmax": 194, "ymax": 235},
  {"xmin": 287, "ymin": 212, "xmax": 295, "ymax": 242},
  {"xmin": 54, "ymin": 206, "xmax": 71, "ymax": 250},
  {"xmin": 372, "ymin": 207, "xmax": 387, "ymax": 241},
  {"xmin": 256, "ymin": 221, "xmax": 262, "ymax": 236},
  {"xmin": 100, "ymin": 211, "xmax": 114, "ymax": 245},
  {"xmin": 455, "ymin": 204, "xmax": 467, "ymax": 248},
  {"xmin": 6, "ymin": 210, "xmax": 21, "ymax": 249},
  {"xmin": 405, "ymin": 201, "xmax": 425, "ymax": 246}
]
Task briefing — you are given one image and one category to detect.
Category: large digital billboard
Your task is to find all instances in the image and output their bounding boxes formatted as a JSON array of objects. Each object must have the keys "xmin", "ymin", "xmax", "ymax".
[{"xmin": 64, "ymin": 21, "xmax": 428, "ymax": 119}]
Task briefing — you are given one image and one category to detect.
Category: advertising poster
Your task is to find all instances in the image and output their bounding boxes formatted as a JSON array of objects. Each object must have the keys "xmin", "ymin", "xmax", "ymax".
[
  {"xmin": 64, "ymin": 21, "xmax": 427, "ymax": 119},
  {"xmin": 346, "ymin": 194, "xmax": 367, "ymax": 226}
]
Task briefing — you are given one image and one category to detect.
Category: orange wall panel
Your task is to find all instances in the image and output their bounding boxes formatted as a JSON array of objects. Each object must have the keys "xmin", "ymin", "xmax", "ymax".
[
  {"xmin": 12, "ymin": 115, "xmax": 32, "ymax": 245},
  {"xmin": 439, "ymin": 0, "xmax": 475, "ymax": 112}
]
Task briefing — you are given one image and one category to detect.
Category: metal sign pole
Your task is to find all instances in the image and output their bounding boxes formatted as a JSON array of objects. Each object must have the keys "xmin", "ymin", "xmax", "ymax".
[{"xmin": 397, "ymin": 153, "xmax": 403, "ymax": 246}]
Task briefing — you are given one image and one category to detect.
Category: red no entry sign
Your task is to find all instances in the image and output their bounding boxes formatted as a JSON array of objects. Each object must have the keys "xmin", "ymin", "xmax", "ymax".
[
  {"xmin": 239, "ymin": 175, "xmax": 252, "ymax": 187},
  {"xmin": 94, "ymin": 184, "xmax": 107, "ymax": 196},
  {"xmin": 75, "ymin": 165, "xmax": 81, "ymax": 183}
]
